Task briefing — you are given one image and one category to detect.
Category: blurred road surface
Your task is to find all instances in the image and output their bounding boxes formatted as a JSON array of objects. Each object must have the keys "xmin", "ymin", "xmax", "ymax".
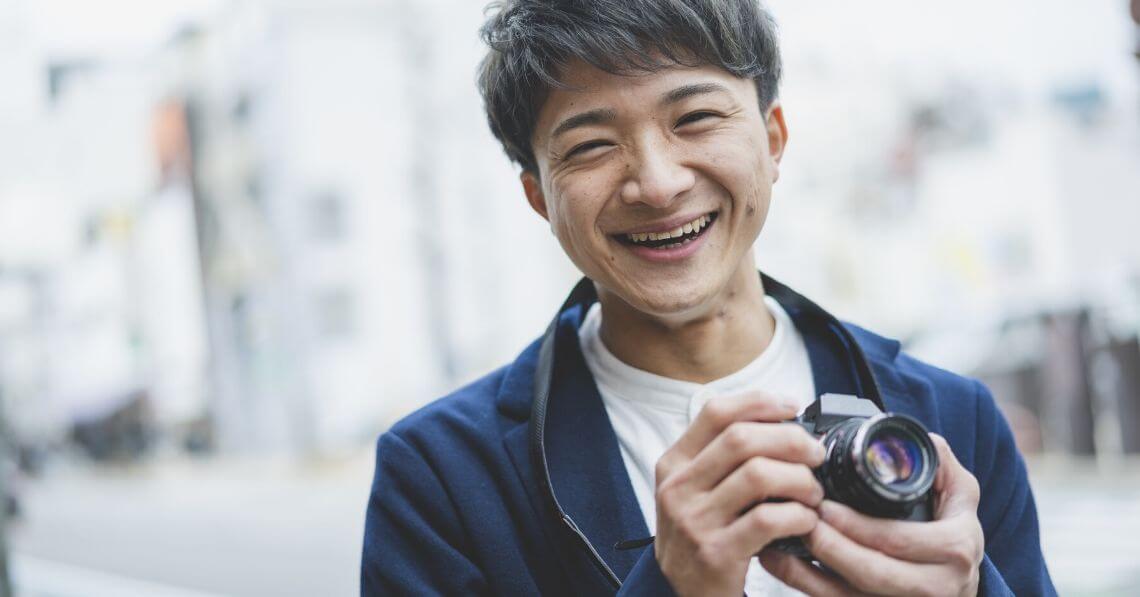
[
  {"xmin": 9, "ymin": 454, "xmax": 372, "ymax": 597},
  {"xmin": 6, "ymin": 454, "xmax": 1140, "ymax": 596}
]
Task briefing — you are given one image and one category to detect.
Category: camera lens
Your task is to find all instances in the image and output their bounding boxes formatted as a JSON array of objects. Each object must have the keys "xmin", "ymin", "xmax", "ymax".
[
  {"xmin": 865, "ymin": 429, "xmax": 923, "ymax": 486},
  {"xmin": 816, "ymin": 413, "xmax": 938, "ymax": 518}
]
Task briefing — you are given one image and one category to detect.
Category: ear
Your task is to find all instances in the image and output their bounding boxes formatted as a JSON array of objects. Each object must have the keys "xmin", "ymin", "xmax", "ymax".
[
  {"xmin": 764, "ymin": 101, "xmax": 789, "ymax": 181},
  {"xmin": 520, "ymin": 170, "xmax": 549, "ymax": 221}
]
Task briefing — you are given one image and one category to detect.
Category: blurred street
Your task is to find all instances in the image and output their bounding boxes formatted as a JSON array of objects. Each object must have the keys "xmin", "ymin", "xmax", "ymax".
[
  {"xmin": 6, "ymin": 456, "xmax": 1140, "ymax": 597},
  {"xmin": 9, "ymin": 455, "xmax": 371, "ymax": 597}
]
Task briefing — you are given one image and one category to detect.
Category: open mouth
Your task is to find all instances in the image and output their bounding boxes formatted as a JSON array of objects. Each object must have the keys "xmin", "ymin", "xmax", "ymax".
[{"xmin": 615, "ymin": 212, "xmax": 718, "ymax": 249}]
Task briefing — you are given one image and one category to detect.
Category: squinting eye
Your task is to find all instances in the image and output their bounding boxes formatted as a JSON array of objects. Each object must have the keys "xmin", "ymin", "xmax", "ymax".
[
  {"xmin": 676, "ymin": 111, "xmax": 718, "ymax": 127},
  {"xmin": 565, "ymin": 141, "xmax": 610, "ymax": 158}
]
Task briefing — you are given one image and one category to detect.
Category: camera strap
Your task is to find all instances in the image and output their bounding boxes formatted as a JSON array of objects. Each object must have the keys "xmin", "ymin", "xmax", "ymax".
[{"xmin": 528, "ymin": 271, "xmax": 886, "ymax": 582}]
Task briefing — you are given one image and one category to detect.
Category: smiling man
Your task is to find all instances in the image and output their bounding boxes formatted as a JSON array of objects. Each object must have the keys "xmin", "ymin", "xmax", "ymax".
[{"xmin": 361, "ymin": 1, "xmax": 1056, "ymax": 595}]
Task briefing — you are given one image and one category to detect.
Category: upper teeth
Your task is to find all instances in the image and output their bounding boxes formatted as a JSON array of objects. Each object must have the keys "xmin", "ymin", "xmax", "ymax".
[{"xmin": 627, "ymin": 214, "xmax": 711, "ymax": 243}]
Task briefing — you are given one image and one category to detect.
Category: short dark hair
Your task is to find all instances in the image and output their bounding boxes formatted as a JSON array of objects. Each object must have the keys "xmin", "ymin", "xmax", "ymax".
[{"xmin": 477, "ymin": 0, "xmax": 782, "ymax": 173}]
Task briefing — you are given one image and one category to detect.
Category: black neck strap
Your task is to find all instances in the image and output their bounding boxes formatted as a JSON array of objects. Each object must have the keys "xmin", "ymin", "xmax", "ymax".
[{"xmin": 528, "ymin": 272, "xmax": 884, "ymax": 584}]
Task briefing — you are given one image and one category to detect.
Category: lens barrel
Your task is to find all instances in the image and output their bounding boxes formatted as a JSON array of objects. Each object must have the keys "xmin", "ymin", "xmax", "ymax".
[{"xmin": 816, "ymin": 413, "xmax": 938, "ymax": 518}]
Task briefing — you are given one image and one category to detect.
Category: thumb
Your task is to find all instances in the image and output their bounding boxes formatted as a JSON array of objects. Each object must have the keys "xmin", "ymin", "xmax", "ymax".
[{"xmin": 930, "ymin": 433, "xmax": 981, "ymax": 519}]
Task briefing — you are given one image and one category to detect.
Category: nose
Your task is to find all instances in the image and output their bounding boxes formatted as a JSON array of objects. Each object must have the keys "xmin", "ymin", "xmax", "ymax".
[{"xmin": 619, "ymin": 135, "xmax": 695, "ymax": 208}]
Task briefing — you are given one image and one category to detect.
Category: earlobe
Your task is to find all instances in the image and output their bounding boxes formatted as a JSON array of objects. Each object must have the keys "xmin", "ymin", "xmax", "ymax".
[{"xmin": 520, "ymin": 171, "xmax": 550, "ymax": 221}]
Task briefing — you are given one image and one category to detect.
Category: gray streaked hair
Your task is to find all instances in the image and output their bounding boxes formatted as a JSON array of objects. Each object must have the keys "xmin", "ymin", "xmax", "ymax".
[{"xmin": 477, "ymin": 0, "xmax": 782, "ymax": 173}]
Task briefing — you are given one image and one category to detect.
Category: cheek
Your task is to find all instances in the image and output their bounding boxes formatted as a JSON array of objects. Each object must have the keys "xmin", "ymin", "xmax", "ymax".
[
  {"xmin": 548, "ymin": 176, "xmax": 607, "ymax": 250},
  {"xmin": 702, "ymin": 133, "xmax": 772, "ymax": 231},
  {"xmin": 711, "ymin": 145, "xmax": 768, "ymax": 216},
  {"xmin": 741, "ymin": 138, "xmax": 773, "ymax": 218}
]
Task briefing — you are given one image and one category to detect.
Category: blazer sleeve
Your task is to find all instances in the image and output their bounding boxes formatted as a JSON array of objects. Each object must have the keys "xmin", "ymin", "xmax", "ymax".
[
  {"xmin": 361, "ymin": 431, "xmax": 488, "ymax": 596},
  {"xmin": 970, "ymin": 380, "xmax": 1057, "ymax": 596},
  {"xmin": 615, "ymin": 548, "xmax": 679, "ymax": 596}
]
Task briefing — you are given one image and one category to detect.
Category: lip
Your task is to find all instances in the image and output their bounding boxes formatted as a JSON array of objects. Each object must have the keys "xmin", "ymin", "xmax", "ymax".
[{"xmin": 611, "ymin": 210, "xmax": 718, "ymax": 236}]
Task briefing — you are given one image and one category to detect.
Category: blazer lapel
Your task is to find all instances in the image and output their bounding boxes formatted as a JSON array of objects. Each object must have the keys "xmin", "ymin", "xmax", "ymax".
[{"xmin": 542, "ymin": 304, "xmax": 652, "ymax": 582}]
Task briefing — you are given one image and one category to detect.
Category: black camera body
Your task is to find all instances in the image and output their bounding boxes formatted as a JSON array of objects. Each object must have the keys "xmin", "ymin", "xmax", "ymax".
[{"xmin": 773, "ymin": 394, "xmax": 939, "ymax": 557}]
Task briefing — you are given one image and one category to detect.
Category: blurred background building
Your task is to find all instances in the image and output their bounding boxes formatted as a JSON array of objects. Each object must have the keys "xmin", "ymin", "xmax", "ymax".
[{"xmin": 0, "ymin": 0, "xmax": 1138, "ymax": 595}]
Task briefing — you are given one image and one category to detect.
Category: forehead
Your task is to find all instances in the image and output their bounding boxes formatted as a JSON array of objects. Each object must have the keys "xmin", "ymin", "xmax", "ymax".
[{"xmin": 532, "ymin": 61, "xmax": 757, "ymax": 138}]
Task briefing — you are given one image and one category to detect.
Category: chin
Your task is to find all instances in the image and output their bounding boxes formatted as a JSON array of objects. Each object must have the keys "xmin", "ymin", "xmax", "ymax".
[{"xmin": 620, "ymin": 279, "xmax": 717, "ymax": 320}]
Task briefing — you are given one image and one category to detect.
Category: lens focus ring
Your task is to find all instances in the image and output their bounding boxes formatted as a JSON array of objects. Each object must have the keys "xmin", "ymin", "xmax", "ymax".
[{"xmin": 816, "ymin": 413, "xmax": 938, "ymax": 518}]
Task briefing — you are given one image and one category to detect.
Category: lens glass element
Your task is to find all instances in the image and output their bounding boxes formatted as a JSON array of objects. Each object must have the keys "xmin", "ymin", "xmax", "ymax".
[{"xmin": 865, "ymin": 431, "xmax": 923, "ymax": 486}]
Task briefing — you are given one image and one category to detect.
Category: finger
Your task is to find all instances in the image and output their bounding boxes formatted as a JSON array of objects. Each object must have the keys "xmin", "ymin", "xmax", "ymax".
[
  {"xmin": 758, "ymin": 549, "xmax": 861, "ymax": 597},
  {"xmin": 818, "ymin": 499, "xmax": 969, "ymax": 563},
  {"xmin": 683, "ymin": 421, "xmax": 824, "ymax": 490},
  {"xmin": 657, "ymin": 392, "xmax": 798, "ymax": 483},
  {"xmin": 673, "ymin": 392, "xmax": 799, "ymax": 460},
  {"xmin": 805, "ymin": 520, "xmax": 942, "ymax": 596},
  {"xmin": 719, "ymin": 501, "xmax": 819, "ymax": 558},
  {"xmin": 929, "ymin": 434, "xmax": 981, "ymax": 518},
  {"xmin": 704, "ymin": 457, "xmax": 823, "ymax": 524}
]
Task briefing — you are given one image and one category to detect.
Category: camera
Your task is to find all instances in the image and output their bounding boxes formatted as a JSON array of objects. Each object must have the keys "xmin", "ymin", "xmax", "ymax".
[{"xmin": 772, "ymin": 393, "xmax": 939, "ymax": 557}]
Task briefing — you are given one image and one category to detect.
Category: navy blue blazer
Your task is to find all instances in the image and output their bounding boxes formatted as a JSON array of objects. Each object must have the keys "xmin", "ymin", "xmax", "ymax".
[{"xmin": 362, "ymin": 278, "xmax": 1056, "ymax": 596}]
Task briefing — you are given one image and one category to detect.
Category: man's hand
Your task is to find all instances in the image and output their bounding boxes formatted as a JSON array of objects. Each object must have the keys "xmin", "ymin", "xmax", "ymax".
[
  {"xmin": 758, "ymin": 434, "xmax": 984, "ymax": 597},
  {"xmin": 653, "ymin": 392, "xmax": 826, "ymax": 597}
]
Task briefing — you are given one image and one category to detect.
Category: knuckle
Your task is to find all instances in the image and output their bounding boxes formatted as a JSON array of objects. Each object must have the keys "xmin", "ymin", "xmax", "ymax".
[
  {"xmin": 949, "ymin": 547, "xmax": 975, "ymax": 571},
  {"xmin": 723, "ymin": 423, "xmax": 752, "ymax": 453},
  {"xmin": 748, "ymin": 506, "xmax": 776, "ymax": 536},
  {"xmin": 656, "ymin": 481, "xmax": 681, "ymax": 512},
  {"xmin": 804, "ymin": 527, "xmax": 830, "ymax": 554},
  {"xmin": 702, "ymin": 400, "xmax": 732, "ymax": 427},
  {"xmin": 744, "ymin": 458, "xmax": 770, "ymax": 487},
  {"xmin": 948, "ymin": 535, "xmax": 982, "ymax": 570}
]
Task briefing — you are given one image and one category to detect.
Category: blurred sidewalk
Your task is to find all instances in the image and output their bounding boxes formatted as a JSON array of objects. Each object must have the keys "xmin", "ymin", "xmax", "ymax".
[
  {"xmin": 1030, "ymin": 458, "xmax": 1140, "ymax": 596},
  {"xmin": 9, "ymin": 454, "xmax": 373, "ymax": 597},
  {"xmin": 6, "ymin": 454, "xmax": 1140, "ymax": 596}
]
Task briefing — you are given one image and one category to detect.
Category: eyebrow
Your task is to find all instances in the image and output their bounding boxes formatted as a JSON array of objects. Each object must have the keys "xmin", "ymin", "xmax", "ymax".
[
  {"xmin": 550, "ymin": 108, "xmax": 617, "ymax": 140},
  {"xmin": 660, "ymin": 82, "xmax": 731, "ymax": 106}
]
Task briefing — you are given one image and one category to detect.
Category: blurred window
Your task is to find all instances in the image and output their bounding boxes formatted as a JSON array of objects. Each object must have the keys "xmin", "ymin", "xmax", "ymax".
[
  {"xmin": 310, "ymin": 191, "xmax": 346, "ymax": 243},
  {"xmin": 314, "ymin": 288, "xmax": 353, "ymax": 340}
]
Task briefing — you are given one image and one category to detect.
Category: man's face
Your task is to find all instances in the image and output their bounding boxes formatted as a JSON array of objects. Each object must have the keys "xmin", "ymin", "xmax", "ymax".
[{"xmin": 523, "ymin": 60, "xmax": 788, "ymax": 318}]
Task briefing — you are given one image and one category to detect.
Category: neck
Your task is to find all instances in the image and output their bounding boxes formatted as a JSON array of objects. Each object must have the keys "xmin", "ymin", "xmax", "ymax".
[{"xmin": 596, "ymin": 263, "xmax": 775, "ymax": 384}]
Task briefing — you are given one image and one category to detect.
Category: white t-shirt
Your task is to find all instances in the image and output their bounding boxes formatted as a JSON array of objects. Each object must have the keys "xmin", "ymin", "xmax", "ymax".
[{"xmin": 578, "ymin": 297, "xmax": 815, "ymax": 596}]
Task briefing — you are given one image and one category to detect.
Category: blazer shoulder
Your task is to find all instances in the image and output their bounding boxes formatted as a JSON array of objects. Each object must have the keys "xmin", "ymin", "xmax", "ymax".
[{"xmin": 386, "ymin": 364, "xmax": 511, "ymax": 447}]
